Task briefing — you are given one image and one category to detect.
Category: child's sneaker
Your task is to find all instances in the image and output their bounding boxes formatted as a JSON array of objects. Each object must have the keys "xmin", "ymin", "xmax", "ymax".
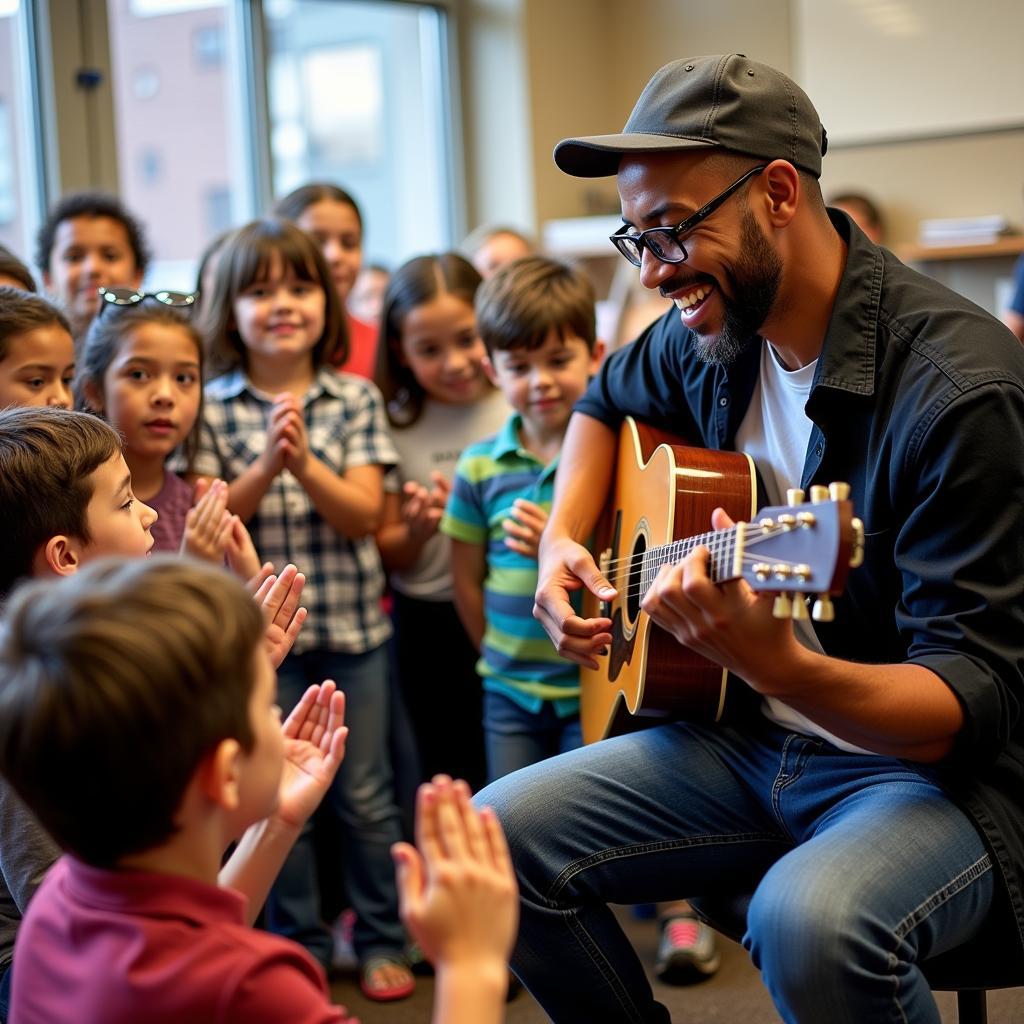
[
  {"xmin": 654, "ymin": 914, "xmax": 721, "ymax": 985},
  {"xmin": 330, "ymin": 908, "xmax": 357, "ymax": 971}
]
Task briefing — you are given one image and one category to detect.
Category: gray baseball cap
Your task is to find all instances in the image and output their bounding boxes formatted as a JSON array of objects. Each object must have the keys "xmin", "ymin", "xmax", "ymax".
[{"xmin": 554, "ymin": 54, "xmax": 828, "ymax": 179}]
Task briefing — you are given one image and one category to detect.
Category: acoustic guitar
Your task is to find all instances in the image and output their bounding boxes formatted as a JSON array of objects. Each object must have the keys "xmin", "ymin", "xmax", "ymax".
[{"xmin": 580, "ymin": 417, "xmax": 863, "ymax": 744}]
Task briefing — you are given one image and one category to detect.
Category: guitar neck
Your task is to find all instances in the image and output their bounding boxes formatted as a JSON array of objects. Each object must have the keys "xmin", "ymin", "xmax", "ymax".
[{"xmin": 641, "ymin": 524, "xmax": 744, "ymax": 591}]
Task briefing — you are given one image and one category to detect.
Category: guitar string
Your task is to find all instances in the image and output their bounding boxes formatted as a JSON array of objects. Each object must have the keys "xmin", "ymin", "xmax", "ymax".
[
  {"xmin": 596, "ymin": 529, "xmax": 766, "ymax": 571},
  {"xmin": 613, "ymin": 547, "xmax": 819, "ymax": 596},
  {"xmin": 618, "ymin": 553, "xmax": 818, "ymax": 599},
  {"xmin": 596, "ymin": 522, "xmax": 804, "ymax": 572}
]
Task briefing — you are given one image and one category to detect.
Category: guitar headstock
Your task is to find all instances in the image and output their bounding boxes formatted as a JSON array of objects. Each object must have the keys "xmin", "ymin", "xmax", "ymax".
[{"xmin": 736, "ymin": 483, "xmax": 863, "ymax": 622}]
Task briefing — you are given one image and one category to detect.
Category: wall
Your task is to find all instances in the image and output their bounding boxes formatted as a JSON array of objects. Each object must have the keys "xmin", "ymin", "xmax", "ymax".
[
  {"xmin": 460, "ymin": 0, "xmax": 1024, "ymax": 252},
  {"xmin": 457, "ymin": 0, "xmax": 536, "ymax": 239}
]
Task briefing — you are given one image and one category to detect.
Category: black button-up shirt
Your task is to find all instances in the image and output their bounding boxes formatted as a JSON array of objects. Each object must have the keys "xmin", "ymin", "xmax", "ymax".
[{"xmin": 576, "ymin": 211, "xmax": 1024, "ymax": 963}]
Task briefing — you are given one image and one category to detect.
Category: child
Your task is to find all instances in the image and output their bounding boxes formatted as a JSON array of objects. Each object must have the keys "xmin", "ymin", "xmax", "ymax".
[
  {"xmin": 440, "ymin": 255, "xmax": 602, "ymax": 782},
  {"xmin": 275, "ymin": 183, "xmax": 378, "ymax": 378},
  {"xmin": 74, "ymin": 296, "xmax": 259, "ymax": 573},
  {"xmin": 190, "ymin": 217, "xmax": 412, "ymax": 1000},
  {"xmin": 35, "ymin": 192, "xmax": 149, "ymax": 343},
  {"xmin": 348, "ymin": 262, "xmax": 390, "ymax": 327},
  {"xmin": 374, "ymin": 253, "xmax": 508, "ymax": 794},
  {"xmin": 0, "ymin": 289, "xmax": 75, "ymax": 411},
  {"xmin": 462, "ymin": 224, "xmax": 534, "ymax": 279},
  {"xmin": 0, "ymin": 558, "xmax": 517, "ymax": 1023},
  {"xmin": 0, "ymin": 405, "xmax": 310, "ymax": 1022},
  {"xmin": 444, "ymin": 257, "xmax": 721, "ymax": 985},
  {"xmin": 0, "ymin": 245, "xmax": 36, "ymax": 292}
]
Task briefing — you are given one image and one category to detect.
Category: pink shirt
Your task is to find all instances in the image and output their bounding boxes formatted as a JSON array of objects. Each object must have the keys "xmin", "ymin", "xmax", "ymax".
[
  {"xmin": 12, "ymin": 856, "xmax": 355, "ymax": 1024},
  {"xmin": 147, "ymin": 470, "xmax": 195, "ymax": 554}
]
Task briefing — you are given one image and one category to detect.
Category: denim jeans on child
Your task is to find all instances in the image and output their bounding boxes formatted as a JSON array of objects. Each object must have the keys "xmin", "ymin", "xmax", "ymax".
[
  {"xmin": 477, "ymin": 717, "xmax": 995, "ymax": 1024},
  {"xmin": 265, "ymin": 644, "xmax": 405, "ymax": 966},
  {"xmin": 483, "ymin": 690, "xmax": 582, "ymax": 784}
]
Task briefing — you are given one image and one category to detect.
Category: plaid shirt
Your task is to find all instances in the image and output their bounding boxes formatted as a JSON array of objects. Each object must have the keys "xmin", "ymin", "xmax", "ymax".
[{"xmin": 190, "ymin": 368, "xmax": 397, "ymax": 655}]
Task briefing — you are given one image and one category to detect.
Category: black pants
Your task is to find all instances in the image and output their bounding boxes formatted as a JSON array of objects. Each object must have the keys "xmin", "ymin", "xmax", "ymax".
[{"xmin": 390, "ymin": 591, "xmax": 487, "ymax": 793}]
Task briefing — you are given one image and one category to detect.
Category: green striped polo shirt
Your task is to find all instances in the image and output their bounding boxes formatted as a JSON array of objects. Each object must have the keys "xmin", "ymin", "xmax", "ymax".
[{"xmin": 441, "ymin": 414, "xmax": 579, "ymax": 716}]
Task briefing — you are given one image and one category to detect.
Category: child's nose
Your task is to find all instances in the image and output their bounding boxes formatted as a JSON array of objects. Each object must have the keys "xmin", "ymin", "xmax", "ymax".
[
  {"xmin": 323, "ymin": 239, "xmax": 343, "ymax": 264},
  {"xmin": 150, "ymin": 376, "xmax": 175, "ymax": 403},
  {"xmin": 81, "ymin": 253, "xmax": 102, "ymax": 280},
  {"xmin": 140, "ymin": 501, "xmax": 159, "ymax": 529},
  {"xmin": 48, "ymin": 387, "xmax": 71, "ymax": 409}
]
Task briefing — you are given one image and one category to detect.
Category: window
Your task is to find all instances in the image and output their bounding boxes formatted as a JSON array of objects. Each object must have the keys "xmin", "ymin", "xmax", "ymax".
[
  {"xmin": 0, "ymin": 101, "xmax": 14, "ymax": 226},
  {"xmin": 192, "ymin": 24, "xmax": 224, "ymax": 69},
  {"xmin": 265, "ymin": 0, "xmax": 455, "ymax": 266},
  {"xmin": 107, "ymin": 0, "xmax": 238, "ymax": 290},
  {"xmin": 0, "ymin": 0, "xmax": 44, "ymax": 261}
]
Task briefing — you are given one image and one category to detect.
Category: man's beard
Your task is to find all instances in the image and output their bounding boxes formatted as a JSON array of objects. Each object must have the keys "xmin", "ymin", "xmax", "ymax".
[{"xmin": 691, "ymin": 209, "xmax": 782, "ymax": 367}]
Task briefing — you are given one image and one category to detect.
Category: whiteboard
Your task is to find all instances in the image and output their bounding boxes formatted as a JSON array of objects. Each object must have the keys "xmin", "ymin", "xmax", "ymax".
[{"xmin": 793, "ymin": 0, "xmax": 1024, "ymax": 146}]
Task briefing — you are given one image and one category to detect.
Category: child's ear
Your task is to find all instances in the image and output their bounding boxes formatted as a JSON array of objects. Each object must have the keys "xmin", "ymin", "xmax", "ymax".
[
  {"xmin": 201, "ymin": 738, "xmax": 243, "ymax": 811},
  {"xmin": 589, "ymin": 339, "xmax": 607, "ymax": 375},
  {"xmin": 35, "ymin": 535, "xmax": 83, "ymax": 579},
  {"xmin": 482, "ymin": 353, "xmax": 499, "ymax": 386}
]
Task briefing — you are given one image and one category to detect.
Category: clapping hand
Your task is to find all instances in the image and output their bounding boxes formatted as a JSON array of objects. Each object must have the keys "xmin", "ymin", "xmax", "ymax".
[
  {"xmin": 393, "ymin": 777, "xmax": 518, "ymax": 974},
  {"xmin": 273, "ymin": 680, "xmax": 348, "ymax": 830},
  {"xmin": 253, "ymin": 563, "xmax": 308, "ymax": 669},
  {"xmin": 181, "ymin": 478, "xmax": 233, "ymax": 562},
  {"xmin": 502, "ymin": 498, "xmax": 549, "ymax": 559},
  {"xmin": 402, "ymin": 471, "xmax": 451, "ymax": 542}
]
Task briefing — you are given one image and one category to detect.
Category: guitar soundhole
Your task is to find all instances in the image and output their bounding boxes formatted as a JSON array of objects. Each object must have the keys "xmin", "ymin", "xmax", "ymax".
[{"xmin": 625, "ymin": 534, "xmax": 647, "ymax": 625}]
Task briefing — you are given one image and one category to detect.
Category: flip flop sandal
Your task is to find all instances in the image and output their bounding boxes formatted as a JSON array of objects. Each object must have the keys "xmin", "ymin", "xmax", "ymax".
[{"xmin": 359, "ymin": 955, "xmax": 415, "ymax": 1002}]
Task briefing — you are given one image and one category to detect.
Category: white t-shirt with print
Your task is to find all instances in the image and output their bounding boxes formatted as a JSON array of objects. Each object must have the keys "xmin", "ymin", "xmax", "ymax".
[{"xmin": 386, "ymin": 389, "xmax": 509, "ymax": 601}]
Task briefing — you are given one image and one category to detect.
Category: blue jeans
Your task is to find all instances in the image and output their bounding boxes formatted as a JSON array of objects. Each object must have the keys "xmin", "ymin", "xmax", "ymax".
[
  {"xmin": 264, "ymin": 645, "xmax": 405, "ymax": 965},
  {"xmin": 477, "ymin": 718, "xmax": 995, "ymax": 1023},
  {"xmin": 0, "ymin": 961, "xmax": 10, "ymax": 1022},
  {"xmin": 483, "ymin": 690, "xmax": 582, "ymax": 783}
]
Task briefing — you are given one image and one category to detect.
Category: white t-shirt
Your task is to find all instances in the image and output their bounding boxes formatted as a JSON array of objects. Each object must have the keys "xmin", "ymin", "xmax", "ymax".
[
  {"xmin": 735, "ymin": 341, "xmax": 875, "ymax": 755},
  {"xmin": 386, "ymin": 389, "xmax": 509, "ymax": 600}
]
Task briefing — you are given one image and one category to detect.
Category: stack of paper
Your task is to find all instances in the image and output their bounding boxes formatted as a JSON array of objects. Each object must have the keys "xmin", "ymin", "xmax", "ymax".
[{"xmin": 918, "ymin": 215, "xmax": 1017, "ymax": 247}]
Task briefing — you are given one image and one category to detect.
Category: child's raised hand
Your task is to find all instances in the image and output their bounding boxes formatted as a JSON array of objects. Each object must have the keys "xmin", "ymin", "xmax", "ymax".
[
  {"xmin": 502, "ymin": 498, "xmax": 549, "ymax": 560},
  {"xmin": 224, "ymin": 515, "xmax": 263, "ymax": 582},
  {"xmin": 401, "ymin": 471, "xmax": 451, "ymax": 541},
  {"xmin": 253, "ymin": 563, "xmax": 308, "ymax": 668},
  {"xmin": 181, "ymin": 478, "xmax": 234, "ymax": 563},
  {"xmin": 392, "ymin": 777, "xmax": 518, "ymax": 976},
  {"xmin": 274, "ymin": 680, "xmax": 348, "ymax": 830}
]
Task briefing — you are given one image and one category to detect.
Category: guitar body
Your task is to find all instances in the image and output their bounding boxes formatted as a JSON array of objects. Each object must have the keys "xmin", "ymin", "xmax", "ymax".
[{"xmin": 581, "ymin": 418, "xmax": 756, "ymax": 744}]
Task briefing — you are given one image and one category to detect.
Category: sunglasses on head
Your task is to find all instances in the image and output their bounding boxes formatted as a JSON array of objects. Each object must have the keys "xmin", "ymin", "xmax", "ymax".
[{"xmin": 97, "ymin": 287, "xmax": 198, "ymax": 317}]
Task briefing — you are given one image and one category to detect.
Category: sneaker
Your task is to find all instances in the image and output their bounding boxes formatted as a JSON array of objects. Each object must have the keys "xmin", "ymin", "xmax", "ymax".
[
  {"xmin": 330, "ymin": 908, "xmax": 357, "ymax": 971},
  {"xmin": 655, "ymin": 914, "xmax": 721, "ymax": 985}
]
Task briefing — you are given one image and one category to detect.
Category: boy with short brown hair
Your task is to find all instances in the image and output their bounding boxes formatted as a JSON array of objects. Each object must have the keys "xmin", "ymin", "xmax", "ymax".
[{"xmin": 0, "ymin": 558, "xmax": 517, "ymax": 1024}]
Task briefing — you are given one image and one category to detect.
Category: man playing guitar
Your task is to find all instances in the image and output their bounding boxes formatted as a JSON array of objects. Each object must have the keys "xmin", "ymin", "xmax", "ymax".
[{"xmin": 475, "ymin": 54, "xmax": 1024, "ymax": 1023}]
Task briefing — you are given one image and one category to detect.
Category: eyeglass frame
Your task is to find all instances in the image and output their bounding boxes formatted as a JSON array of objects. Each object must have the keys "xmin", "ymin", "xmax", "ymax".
[
  {"xmin": 610, "ymin": 163, "xmax": 769, "ymax": 268},
  {"xmin": 97, "ymin": 287, "xmax": 199, "ymax": 317}
]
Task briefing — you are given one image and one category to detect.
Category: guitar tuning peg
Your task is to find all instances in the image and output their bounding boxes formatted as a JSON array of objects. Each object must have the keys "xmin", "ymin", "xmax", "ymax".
[
  {"xmin": 850, "ymin": 518, "xmax": 865, "ymax": 569},
  {"xmin": 812, "ymin": 594, "xmax": 835, "ymax": 622},
  {"xmin": 791, "ymin": 594, "xmax": 809, "ymax": 620},
  {"xmin": 772, "ymin": 593, "xmax": 793, "ymax": 619},
  {"xmin": 786, "ymin": 487, "xmax": 805, "ymax": 506},
  {"xmin": 829, "ymin": 481, "xmax": 850, "ymax": 501},
  {"xmin": 809, "ymin": 485, "xmax": 830, "ymax": 504}
]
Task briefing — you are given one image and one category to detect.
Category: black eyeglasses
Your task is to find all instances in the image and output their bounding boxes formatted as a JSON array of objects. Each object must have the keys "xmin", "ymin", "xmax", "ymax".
[
  {"xmin": 610, "ymin": 164, "xmax": 768, "ymax": 268},
  {"xmin": 97, "ymin": 287, "xmax": 198, "ymax": 317}
]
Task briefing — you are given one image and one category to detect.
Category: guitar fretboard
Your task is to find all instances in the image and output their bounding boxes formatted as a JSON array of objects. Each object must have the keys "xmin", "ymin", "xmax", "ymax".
[{"xmin": 639, "ymin": 525, "xmax": 742, "ymax": 595}]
